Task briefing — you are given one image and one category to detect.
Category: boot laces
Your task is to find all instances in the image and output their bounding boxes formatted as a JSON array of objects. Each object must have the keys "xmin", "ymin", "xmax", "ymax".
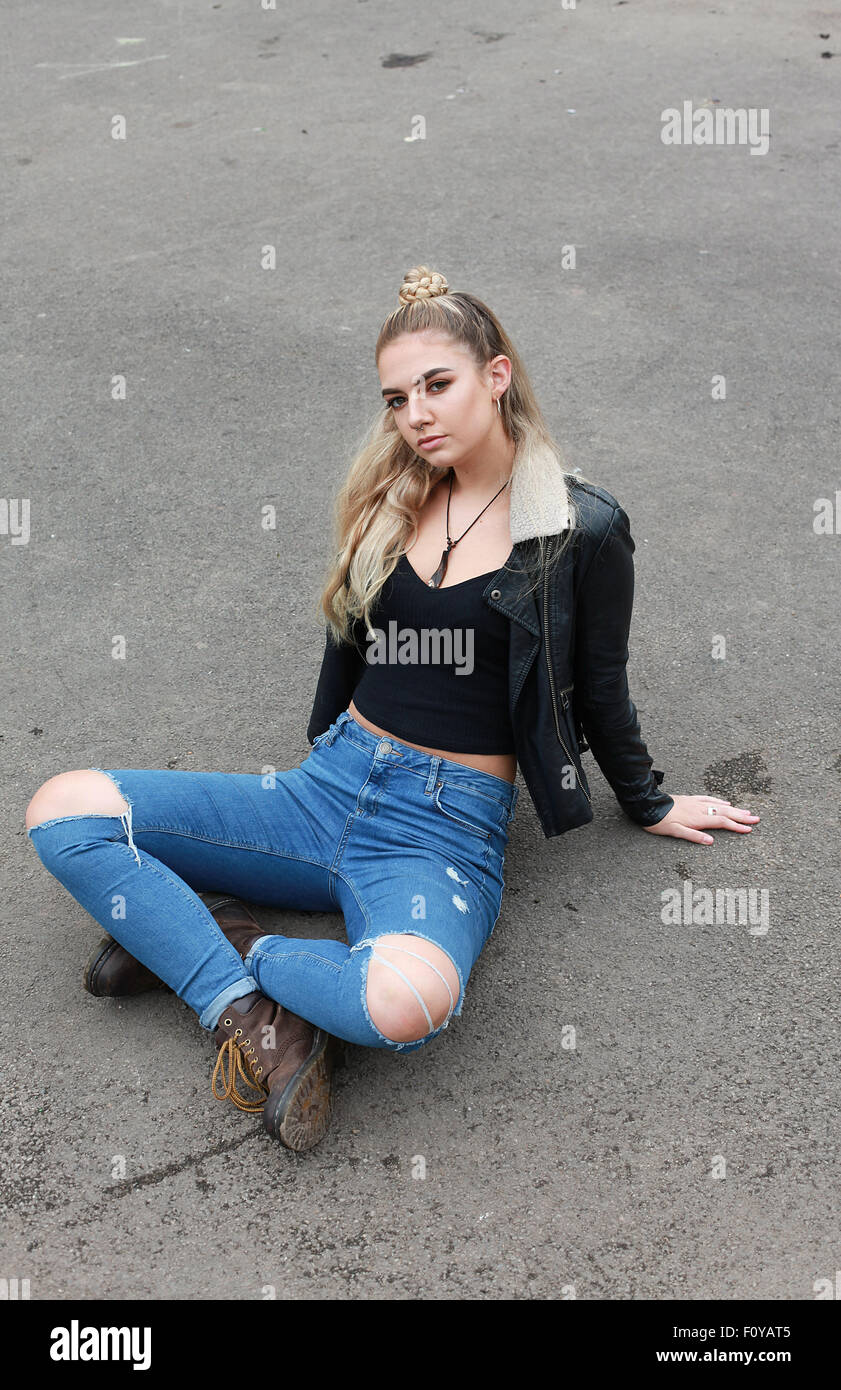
[{"xmin": 211, "ymin": 1027, "xmax": 268, "ymax": 1113}]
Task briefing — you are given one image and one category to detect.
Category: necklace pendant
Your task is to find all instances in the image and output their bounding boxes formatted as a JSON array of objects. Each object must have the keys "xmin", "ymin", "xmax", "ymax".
[{"xmin": 428, "ymin": 546, "xmax": 450, "ymax": 589}]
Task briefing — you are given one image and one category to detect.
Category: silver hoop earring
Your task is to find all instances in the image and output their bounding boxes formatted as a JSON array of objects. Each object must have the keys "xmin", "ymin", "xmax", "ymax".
[{"xmin": 496, "ymin": 397, "xmax": 502, "ymax": 415}]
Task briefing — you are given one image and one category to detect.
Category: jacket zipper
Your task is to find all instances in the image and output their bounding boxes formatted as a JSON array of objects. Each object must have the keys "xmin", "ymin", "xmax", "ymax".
[{"xmin": 543, "ymin": 562, "xmax": 592, "ymax": 806}]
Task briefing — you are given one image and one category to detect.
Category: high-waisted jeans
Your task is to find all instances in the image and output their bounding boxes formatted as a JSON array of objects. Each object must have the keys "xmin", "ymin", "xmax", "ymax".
[{"xmin": 26, "ymin": 708, "xmax": 520, "ymax": 1053}]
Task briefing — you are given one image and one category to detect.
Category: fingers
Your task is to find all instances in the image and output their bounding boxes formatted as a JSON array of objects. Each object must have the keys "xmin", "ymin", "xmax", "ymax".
[
  {"xmin": 642, "ymin": 795, "xmax": 761, "ymax": 843},
  {"xmin": 669, "ymin": 824, "xmax": 715, "ymax": 845},
  {"xmin": 647, "ymin": 816, "xmax": 759, "ymax": 843},
  {"xmin": 705, "ymin": 809, "xmax": 759, "ymax": 829},
  {"xmin": 696, "ymin": 798, "xmax": 760, "ymax": 826},
  {"xmin": 643, "ymin": 817, "xmax": 714, "ymax": 844},
  {"xmin": 680, "ymin": 814, "xmax": 759, "ymax": 841}
]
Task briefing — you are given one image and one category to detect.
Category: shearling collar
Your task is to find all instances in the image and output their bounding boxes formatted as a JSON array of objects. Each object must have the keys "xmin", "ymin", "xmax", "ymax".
[{"xmin": 508, "ymin": 459, "xmax": 575, "ymax": 543}]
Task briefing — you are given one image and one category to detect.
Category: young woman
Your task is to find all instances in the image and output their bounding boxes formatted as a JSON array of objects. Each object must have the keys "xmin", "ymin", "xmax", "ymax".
[{"xmin": 25, "ymin": 265, "xmax": 760, "ymax": 1153}]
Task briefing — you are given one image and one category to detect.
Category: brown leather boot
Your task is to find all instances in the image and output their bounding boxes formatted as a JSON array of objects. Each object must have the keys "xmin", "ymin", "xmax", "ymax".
[
  {"xmin": 82, "ymin": 936, "xmax": 172, "ymax": 998},
  {"xmin": 82, "ymin": 894, "xmax": 268, "ymax": 997},
  {"xmin": 211, "ymin": 991, "xmax": 336, "ymax": 1151},
  {"xmin": 199, "ymin": 895, "xmax": 268, "ymax": 964}
]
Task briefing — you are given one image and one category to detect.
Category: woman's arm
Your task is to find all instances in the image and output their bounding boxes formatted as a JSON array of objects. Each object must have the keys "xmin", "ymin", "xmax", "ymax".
[
  {"xmin": 572, "ymin": 501, "xmax": 674, "ymax": 826},
  {"xmin": 306, "ymin": 623, "xmax": 366, "ymax": 745},
  {"xmin": 572, "ymin": 501, "xmax": 760, "ymax": 844}
]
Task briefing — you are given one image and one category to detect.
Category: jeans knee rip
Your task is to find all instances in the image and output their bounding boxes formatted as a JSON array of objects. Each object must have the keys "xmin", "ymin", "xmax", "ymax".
[
  {"xmin": 356, "ymin": 934, "xmax": 465, "ymax": 1051},
  {"xmin": 26, "ymin": 769, "xmax": 141, "ymax": 868},
  {"xmin": 88, "ymin": 769, "xmax": 142, "ymax": 867}
]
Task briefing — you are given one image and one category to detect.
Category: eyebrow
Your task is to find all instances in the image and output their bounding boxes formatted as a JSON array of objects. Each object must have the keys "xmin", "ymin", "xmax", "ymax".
[{"xmin": 381, "ymin": 367, "xmax": 454, "ymax": 398}]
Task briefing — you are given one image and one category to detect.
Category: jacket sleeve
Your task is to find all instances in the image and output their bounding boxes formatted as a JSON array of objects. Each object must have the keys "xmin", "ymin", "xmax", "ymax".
[
  {"xmin": 306, "ymin": 622, "xmax": 367, "ymax": 746},
  {"xmin": 572, "ymin": 503, "xmax": 674, "ymax": 827}
]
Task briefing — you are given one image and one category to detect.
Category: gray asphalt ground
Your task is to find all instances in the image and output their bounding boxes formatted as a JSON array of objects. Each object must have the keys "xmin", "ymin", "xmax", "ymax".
[{"xmin": 1, "ymin": 0, "xmax": 838, "ymax": 1302}]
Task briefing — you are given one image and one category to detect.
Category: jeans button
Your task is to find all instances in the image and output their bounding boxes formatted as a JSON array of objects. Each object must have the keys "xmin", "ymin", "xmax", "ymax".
[{"xmin": 380, "ymin": 740, "xmax": 392, "ymax": 753}]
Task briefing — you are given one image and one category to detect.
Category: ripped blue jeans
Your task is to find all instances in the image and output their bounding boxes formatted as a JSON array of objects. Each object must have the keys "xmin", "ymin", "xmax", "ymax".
[{"xmin": 26, "ymin": 708, "xmax": 519, "ymax": 1053}]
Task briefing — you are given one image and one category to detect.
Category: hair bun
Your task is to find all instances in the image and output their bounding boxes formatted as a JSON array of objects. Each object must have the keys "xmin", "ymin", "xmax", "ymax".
[{"xmin": 398, "ymin": 266, "xmax": 449, "ymax": 305}]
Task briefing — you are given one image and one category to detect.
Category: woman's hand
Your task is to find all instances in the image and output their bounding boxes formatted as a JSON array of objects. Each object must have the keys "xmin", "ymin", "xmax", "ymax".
[{"xmin": 642, "ymin": 795, "xmax": 760, "ymax": 845}]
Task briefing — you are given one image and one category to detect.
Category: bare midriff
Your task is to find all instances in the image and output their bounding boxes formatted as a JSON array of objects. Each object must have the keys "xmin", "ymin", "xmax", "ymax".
[{"xmin": 347, "ymin": 699, "xmax": 518, "ymax": 784}]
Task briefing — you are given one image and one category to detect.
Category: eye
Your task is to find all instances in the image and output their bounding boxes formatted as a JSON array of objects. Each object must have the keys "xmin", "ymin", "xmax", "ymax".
[{"xmin": 385, "ymin": 379, "xmax": 449, "ymax": 410}]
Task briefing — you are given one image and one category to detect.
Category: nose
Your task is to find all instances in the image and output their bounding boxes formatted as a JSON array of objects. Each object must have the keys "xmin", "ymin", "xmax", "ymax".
[{"xmin": 405, "ymin": 383, "xmax": 434, "ymax": 431}]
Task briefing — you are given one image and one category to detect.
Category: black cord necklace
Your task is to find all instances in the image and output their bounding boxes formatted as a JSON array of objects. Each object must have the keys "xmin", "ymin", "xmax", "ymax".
[{"xmin": 427, "ymin": 468, "xmax": 511, "ymax": 588}]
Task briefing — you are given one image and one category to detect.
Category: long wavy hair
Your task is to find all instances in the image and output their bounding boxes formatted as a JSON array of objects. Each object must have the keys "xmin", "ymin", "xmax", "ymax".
[{"xmin": 316, "ymin": 265, "xmax": 589, "ymax": 649}]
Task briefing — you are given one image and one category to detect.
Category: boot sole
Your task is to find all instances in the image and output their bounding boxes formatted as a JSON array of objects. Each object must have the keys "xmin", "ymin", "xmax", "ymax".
[{"xmin": 262, "ymin": 1030, "xmax": 337, "ymax": 1152}]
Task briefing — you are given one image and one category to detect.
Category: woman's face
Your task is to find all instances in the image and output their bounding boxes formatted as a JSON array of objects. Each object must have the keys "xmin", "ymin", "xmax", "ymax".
[{"xmin": 377, "ymin": 330, "xmax": 509, "ymax": 470}]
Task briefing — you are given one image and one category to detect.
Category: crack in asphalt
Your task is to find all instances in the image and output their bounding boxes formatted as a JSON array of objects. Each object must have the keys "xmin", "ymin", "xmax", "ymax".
[{"xmin": 59, "ymin": 1130, "xmax": 263, "ymax": 1227}]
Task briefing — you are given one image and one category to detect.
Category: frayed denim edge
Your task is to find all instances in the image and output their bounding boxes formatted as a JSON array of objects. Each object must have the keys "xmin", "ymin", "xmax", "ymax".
[
  {"xmin": 26, "ymin": 768, "xmax": 142, "ymax": 869},
  {"xmin": 351, "ymin": 932, "xmax": 465, "ymax": 1054}
]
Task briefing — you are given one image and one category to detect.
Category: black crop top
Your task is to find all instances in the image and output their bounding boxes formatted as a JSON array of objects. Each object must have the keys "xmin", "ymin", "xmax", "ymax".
[{"xmin": 350, "ymin": 553, "xmax": 515, "ymax": 754}]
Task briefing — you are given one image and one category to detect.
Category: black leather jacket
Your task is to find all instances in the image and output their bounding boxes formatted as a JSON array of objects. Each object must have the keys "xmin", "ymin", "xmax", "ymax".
[{"xmin": 306, "ymin": 477, "xmax": 674, "ymax": 838}]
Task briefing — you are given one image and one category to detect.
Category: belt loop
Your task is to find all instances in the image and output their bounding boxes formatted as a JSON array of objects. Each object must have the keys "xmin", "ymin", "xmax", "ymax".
[
  {"xmin": 329, "ymin": 710, "xmax": 349, "ymax": 743},
  {"xmin": 425, "ymin": 756, "xmax": 441, "ymax": 795}
]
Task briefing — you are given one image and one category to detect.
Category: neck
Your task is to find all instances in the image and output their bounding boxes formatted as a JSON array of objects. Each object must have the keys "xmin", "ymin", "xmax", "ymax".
[{"xmin": 443, "ymin": 436, "xmax": 516, "ymax": 501}]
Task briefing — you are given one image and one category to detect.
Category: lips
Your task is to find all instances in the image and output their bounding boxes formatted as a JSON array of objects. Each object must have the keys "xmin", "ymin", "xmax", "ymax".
[{"xmin": 418, "ymin": 435, "xmax": 446, "ymax": 448}]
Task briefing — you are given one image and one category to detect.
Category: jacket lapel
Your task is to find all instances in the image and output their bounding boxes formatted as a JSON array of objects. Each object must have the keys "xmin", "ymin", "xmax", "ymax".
[
  {"xmin": 482, "ymin": 543, "xmax": 541, "ymax": 635},
  {"xmin": 482, "ymin": 544, "xmax": 541, "ymax": 715}
]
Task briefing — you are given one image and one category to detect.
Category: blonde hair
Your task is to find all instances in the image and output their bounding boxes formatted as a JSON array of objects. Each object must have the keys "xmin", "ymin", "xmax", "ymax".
[{"xmin": 316, "ymin": 265, "xmax": 589, "ymax": 648}]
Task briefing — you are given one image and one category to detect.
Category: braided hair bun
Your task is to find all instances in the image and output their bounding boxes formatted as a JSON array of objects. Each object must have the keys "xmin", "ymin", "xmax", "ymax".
[{"xmin": 397, "ymin": 266, "xmax": 449, "ymax": 305}]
